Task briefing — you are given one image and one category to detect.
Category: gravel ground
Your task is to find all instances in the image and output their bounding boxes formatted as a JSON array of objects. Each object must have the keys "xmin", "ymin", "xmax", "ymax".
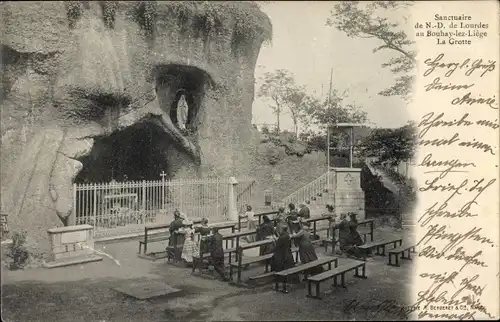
[{"xmin": 1, "ymin": 227, "xmax": 415, "ymax": 321}]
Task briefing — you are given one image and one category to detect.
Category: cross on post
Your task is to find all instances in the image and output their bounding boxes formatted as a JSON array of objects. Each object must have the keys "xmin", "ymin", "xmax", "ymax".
[{"xmin": 160, "ymin": 171, "xmax": 167, "ymax": 180}]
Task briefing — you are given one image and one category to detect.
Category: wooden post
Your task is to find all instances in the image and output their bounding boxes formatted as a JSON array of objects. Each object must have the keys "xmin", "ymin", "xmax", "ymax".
[{"xmin": 350, "ymin": 127, "xmax": 354, "ymax": 168}]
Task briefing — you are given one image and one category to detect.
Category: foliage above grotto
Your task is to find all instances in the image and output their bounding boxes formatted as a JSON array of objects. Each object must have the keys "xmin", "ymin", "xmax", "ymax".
[{"xmin": 65, "ymin": 1, "xmax": 272, "ymax": 51}]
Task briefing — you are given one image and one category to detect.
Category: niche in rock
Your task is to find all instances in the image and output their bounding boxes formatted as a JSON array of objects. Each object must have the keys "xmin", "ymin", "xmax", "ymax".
[
  {"xmin": 75, "ymin": 121, "xmax": 175, "ymax": 183},
  {"xmin": 155, "ymin": 64, "xmax": 209, "ymax": 134}
]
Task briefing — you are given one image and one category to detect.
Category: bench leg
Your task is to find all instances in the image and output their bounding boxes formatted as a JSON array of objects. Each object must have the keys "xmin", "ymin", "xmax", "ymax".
[
  {"xmin": 138, "ymin": 243, "xmax": 142, "ymax": 254},
  {"xmin": 282, "ymin": 276, "xmax": 289, "ymax": 294},
  {"xmin": 402, "ymin": 249, "xmax": 412, "ymax": 260},
  {"xmin": 356, "ymin": 264, "xmax": 368, "ymax": 278},
  {"xmin": 275, "ymin": 277, "xmax": 280, "ymax": 292},
  {"xmin": 340, "ymin": 273, "xmax": 346, "ymax": 288},
  {"xmin": 316, "ymin": 281, "xmax": 321, "ymax": 298},
  {"xmin": 307, "ymin": 280, "xmax": 312, "ymax": 297},
  {"xmin": 333, "ymin": 275, "xmax": 337, "ymax": 287},
  {"xmin": 354, "ymin": 266, "xmax": 367, "ymax": 279}
]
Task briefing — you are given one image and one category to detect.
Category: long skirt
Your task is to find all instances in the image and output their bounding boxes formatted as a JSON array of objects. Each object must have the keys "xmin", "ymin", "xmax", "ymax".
[
  {"xmin": 181, "ymin": 239, "xmax": 199, "ymax": 264},
  {"xmin": 246, "ymin": 220, "xmax": 257, "ymax": 243},
  {"xmin": 341, "ymin": 244, "xmax": 366, "ymax": 259},
  {"xmin": 271, "ymin": 249, "xmax": 295, "ymax": 272},
  {"xmin": 259, "ymin": 240, "xmax": 276, "ymax": 256},
  {"xmin": 271, "ymin": 249, "xmax": 299, "ymax": 283},
  {"xmin": 298, "ymin": 241, "xmax": 323, "ymax": 275}
]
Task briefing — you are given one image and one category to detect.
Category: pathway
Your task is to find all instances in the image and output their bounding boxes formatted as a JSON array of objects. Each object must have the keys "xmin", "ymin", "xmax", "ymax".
[{"xmin": 2, "ymin": 226, "xmax": 415, "ymax": 321}]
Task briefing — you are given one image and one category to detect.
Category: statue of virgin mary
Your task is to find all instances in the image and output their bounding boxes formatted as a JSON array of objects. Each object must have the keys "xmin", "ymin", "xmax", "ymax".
[{"xmin": 177, "ymin": 94, "xmax": 188, "ymax": 130}]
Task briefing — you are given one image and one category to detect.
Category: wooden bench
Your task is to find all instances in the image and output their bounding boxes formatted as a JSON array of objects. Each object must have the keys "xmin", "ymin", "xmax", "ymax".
[
  {"xmin": 388, "ymin": 244, "xmax": 416, "ymax": 267},
  {"xmin": 274, "ymin": 256, "xmax": 339, "ymax": 293},
  {"xmin": 192, "ymin": 247, "xmax": 238, "ymax": 273},
  {"xmin": 232, "ymin": 239, "xmax": 277, "ymax": 284},
  {"xmin": 323, "ymin": 219, "xmax": 375, "ymax": 253},
  {"xmin": 238, "ymin": 210, "xmax": 278, "ymax": 230},
  {"xmin": 138, "ymin": 219, "xmax": 203, "ymax": 255},
  {"xmin": 246, "ymin": 246, "xmax": 303, "ymax": 282},
  {"xmin": 358, "ymin": 238, "xmax": 402, "ymax": 256},
  {"xmin": 138, "ymin": 223, "xmax": 169, "ymax": 254},
  {"xmin": 254, "ymin": 211, "xmax": 278, "ymax": 226},
  {"xmin": 191, "ymin": 228, "xmax": 255, "ymax": 273},
  {"xmin": 306, "ymin": 259, "xmax": 367, "ymax": 299},
  {"xmin": 222, "ymin": 229, "xmax": 257, "ymax": 250}
]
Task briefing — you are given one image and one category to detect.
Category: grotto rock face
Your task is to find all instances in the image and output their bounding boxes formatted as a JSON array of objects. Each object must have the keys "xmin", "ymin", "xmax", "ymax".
[{"xmin": 0, "ymin": 1, "xmax": 271, "ymax": 251}]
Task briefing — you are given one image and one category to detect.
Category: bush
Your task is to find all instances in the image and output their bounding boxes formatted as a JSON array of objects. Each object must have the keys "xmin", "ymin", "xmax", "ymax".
[{"xmin": 7, "ymin": 231, "xmax": 30, "ymax": 270}]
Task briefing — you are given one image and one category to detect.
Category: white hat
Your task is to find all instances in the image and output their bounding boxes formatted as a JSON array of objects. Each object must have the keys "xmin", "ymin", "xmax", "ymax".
[{"xmin": 183, "ymin": 219, "xmax": 193, "ymax": 226}]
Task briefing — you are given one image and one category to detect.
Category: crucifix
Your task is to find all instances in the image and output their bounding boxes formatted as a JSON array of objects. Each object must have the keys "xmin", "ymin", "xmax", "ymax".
[{"xmin": 160, "ymin": 171, "xmax": 167, "ymax": 180}]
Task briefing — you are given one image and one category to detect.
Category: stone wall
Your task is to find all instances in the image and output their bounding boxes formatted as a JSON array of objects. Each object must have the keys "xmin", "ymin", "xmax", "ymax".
[{"xmin": 0, "ymin": 1, "xmax": 270, "ymax": 252}]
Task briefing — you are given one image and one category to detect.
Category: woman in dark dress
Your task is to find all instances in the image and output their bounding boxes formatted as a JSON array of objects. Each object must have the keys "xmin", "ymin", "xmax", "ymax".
[
  {"xmin": 194, "ymin": 218, "xmax": 211, "ymax": 255},
  {"xmin": 256, "ymin": 215, "xmax": 277, "ymax": 256},
  {"xmin": 290, "ymin": 219, "xmax": 323, "ymax": 276},
  {"xmin": 286, "ymin": 203, "xmax": 300, "ymax": 247},
  {"xmin": 333, "ymin": 213, "xmax": 365, "ymax": 260},
  {"xmin": 348, "ymin": 213, "xmax": 364, "ymax": 246},
  {"xmin": 271, "ymin": 226, "xmax": 296, "ymax": 272},
  {"xmin": 274, "ymin": 207, "xmax": 288, "ymax": 236}
]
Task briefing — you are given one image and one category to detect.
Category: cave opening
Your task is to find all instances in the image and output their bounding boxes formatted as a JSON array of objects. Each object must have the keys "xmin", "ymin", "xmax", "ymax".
[
  {"xmin": 75, "ymin": 121, "xmax": 173, "ymax": 183},
  {"xmin": 74, "ymin": 64, "xmax": 213, "ymax": 185}
]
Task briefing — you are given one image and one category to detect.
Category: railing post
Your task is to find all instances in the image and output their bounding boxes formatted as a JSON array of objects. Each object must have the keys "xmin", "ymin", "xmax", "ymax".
[
  {"xmin": 228, "ymin": 177, "xmax": 238, "ymax": 221},
  {"xmin": 93, "ymin": 183, "xmax": 97, "ymax": 230},
  {"xmin": 142, "ymin": 180, "xmax": 146, "ymax": 211},
  {"xmin": 69, "ymin": 183, "xmax": 77, "ymax": 226}
]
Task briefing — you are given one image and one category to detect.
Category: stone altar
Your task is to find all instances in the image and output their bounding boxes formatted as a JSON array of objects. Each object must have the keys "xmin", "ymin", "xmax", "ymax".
[
  {"xmin": 331, "ymin": 168, "xmax": 365, "ymax": 221},
  {"xmin": 43, "ymin": 224, "xmax": 102, "ymax": 268}
]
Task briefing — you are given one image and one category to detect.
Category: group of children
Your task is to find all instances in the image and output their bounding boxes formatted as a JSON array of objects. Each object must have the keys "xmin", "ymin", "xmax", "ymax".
[{"xmin": 167, "ymin": 202, "xmax": 366, "ymax": 282}]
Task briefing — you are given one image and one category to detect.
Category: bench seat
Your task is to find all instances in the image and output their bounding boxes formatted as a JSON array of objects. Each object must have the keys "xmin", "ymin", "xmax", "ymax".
[
  {"xmin": 193, "ymin": 247, "xmax": 238, "ymax": 260},
  {"xmin": 248, "ymin": 271, "xmax": 275, "ymax": 281},
  {"xmin": 358, "ymin": 238, "xmax": 402, "ymax": 256},
  {"xmin": 388, "ymin": 244, "xmax": 416, "ymax": 266},
  {"xmin": 307, "ymin": 259, "xmax": 367, "ymax": 299},
  {"xmin": 323, "ymin": 232, "xmax": 371, "ymax": 252},
  {"xmin": 138, "ymin": 235, "xmax": 170, "ymax": 254},
  {"xmin": 230, "ymin": 253, "xmax": 274, "ymax": 267},
  {"xmin": 274, "ymin": 256, "xmax": 338, "ymax": 293}
]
